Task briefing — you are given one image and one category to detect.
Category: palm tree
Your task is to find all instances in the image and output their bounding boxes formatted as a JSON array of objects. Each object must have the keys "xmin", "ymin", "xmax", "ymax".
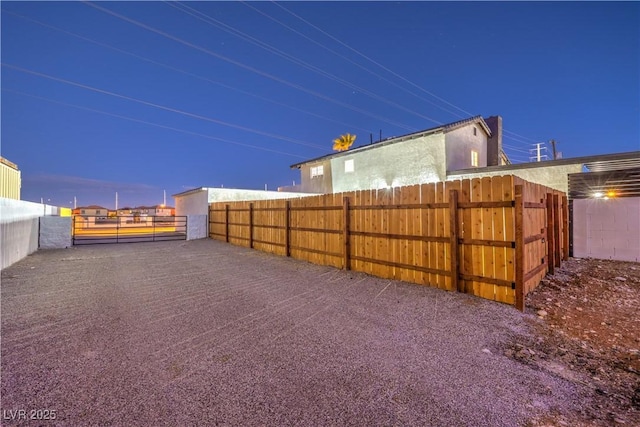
[{"xmin": 333, "ymin": 133, "xmax": 356, "ymax": 152}]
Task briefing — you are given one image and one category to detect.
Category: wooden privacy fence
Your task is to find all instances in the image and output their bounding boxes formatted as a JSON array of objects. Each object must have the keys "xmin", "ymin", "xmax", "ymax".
[{"xmin": 209, "ymin": 175, "xmax": 568, "ymax": 310}]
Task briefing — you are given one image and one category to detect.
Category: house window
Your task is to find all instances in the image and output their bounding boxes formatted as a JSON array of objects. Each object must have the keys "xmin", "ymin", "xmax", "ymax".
[
  {"xmin": 471, "ymin": 150, "xmax": 479, "ymax": 167},
  {"xmin": 96, "ymin": 210, "xmax": 101, "ymax": 215},
  {"xmin": 473, "ymin": 127, "xmax": 477, "ymax": 136},
  {"xmin": 344, "ymin": 159, "xmax": 354, "ymax": 173},
  {"xmin": 310, "ymin": 165, "xmax": 324, "ymax": 178},
  {"xmin": 81, "ymin": 210, "xmax": 86, "ymax": 214}
]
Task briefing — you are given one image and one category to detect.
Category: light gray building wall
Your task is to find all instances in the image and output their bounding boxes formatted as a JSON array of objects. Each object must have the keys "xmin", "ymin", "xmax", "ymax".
[
  {"xmin": 448, "ymin": 163, "xmax": 584, "ymax": 194},
  {"xmin": 173, "ymin": 187, "xmax": 319, "ymax": 217},
  {"xmin": 445, "ymin": 124, "xmax": 488, "ymax": 172},
  {"xmin": 330, "ymin": 133, "xmax": 446, "ymax": 192},
  {"xmin": 174, "ymin": 188, "xmax": 209, "ymax": 217},
  {"xmin": 299, "ymin": 160, "xmax": 333, "ymax": 194}
]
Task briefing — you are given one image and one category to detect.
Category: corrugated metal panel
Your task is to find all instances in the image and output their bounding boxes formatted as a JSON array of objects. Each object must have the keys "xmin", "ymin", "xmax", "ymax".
[
  {"xmin": 568, "ymin": 168, "xmax": 640, "ymax": 199},
  {"xmin": 0, "ymin": 161, "xmax": 21, "ymax": 199}
]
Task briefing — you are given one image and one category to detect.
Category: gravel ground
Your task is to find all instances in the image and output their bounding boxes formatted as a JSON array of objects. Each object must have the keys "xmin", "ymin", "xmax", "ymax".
[{"xmin": 1, "ymin": 239, "xmax": 579, "ymax": 426}]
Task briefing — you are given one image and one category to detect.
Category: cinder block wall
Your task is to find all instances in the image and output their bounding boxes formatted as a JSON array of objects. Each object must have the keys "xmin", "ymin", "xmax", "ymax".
[
  {"xmin": 573, "ymin": 197, "xmax": 640, "ymax": 262},
  {"xmin": 186, "ymin": 215, "xmax": 207, "ymax": 240},
  {"xmin": 39, "ymin": 217, "xmax": 72, "ymax": 249}
]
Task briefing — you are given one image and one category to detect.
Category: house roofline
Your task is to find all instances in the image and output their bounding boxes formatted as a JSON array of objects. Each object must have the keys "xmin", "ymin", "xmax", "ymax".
[
  {"xmin": 447, "ymin": 151, "xmax": 640, "ymax": 175},
  {"xmin": 290, "ymin": 115, "xmax": 490, "ymax": 169},
  {"xmin": 171, "ymin": 187, "xmax": 207, "ymax": 198}
]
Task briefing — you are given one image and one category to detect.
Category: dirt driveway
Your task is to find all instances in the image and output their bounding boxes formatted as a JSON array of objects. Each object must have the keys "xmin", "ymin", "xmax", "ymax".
[{"xmin": 1, "ymin": 239, "xmax": 578, "ymax": 426}]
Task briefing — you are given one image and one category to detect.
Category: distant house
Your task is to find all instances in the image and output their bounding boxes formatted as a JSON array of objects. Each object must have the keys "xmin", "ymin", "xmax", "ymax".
[
  {"xmin": 134, "ymin": 205, "xmax": 175, "ymax": 217},
  {"xmin": 116, "ymin": 205, "xmax": 175, "ymax": 217},
  {"xmin": 0, "ymin": 156, "xmax": 21, "ymax": 200},
  {"xmin": 73, "ymin": 205, "xmax": 109, "ymax": 217},
  {"xmin": 288, "ymin": 116, "xmax": 507, "ymax": 193}
]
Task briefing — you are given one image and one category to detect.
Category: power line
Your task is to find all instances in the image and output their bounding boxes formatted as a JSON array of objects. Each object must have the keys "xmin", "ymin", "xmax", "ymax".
[
  {"xmin": 240, "ymin": 1, "xmax": 467, "ymax": 120},
  {"xmin": 2, "ymin": 88, "xmax": 309, "ymax": 159},
  {"xmin": 167, "ymin": 1, "xmax": 443, "ymax": 126},
  {"xmin": 272, "ymin": 1, "xmax": 474, "ymax": 118},
  {"xmin": 2, "ymin": 63, "xmax": 329, "ymax": 150},
  {"xmin": 1, "ymin": 8, "xmax": 373, "ymax": 134},
  {"xmin": 83, "ymin": 1, "xmax": 418, "ymax": 132},
  {"xmin": 270, "ymin": 1, "xmax": 544, "ymax": 144}
]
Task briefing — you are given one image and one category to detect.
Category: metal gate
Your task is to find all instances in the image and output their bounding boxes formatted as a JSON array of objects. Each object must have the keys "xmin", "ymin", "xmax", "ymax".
[{"xmin": 72, "ymin": 216, "xmax": 187, "ymax": 245}]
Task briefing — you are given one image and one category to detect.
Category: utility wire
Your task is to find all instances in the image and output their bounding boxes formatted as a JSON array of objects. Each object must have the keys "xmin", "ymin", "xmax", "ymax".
[
  {"xmin": 239, "ymin": 1, "xmax": 467, "ymax": 119},
  {"xmin": 270, "ymin": 1, "xmax": 544, "ymax": 145},
  {"xmin": 2, "ymin": 63, "xmax": 329, "ymax": 150},
  {"xmin": 83, "ymin": 1, "xmax": 417, "ymax": 132},
  {"xmin": 167, "ymin": 1, "xmax": 443, "ymax": 125},
  {"xmin": 272, "ymin": 1, "xmax": 473, "ymax": 118},
  {"xmin": 2, "ymin": 88, "xmax": 308, "ymax": 158},
  {"xmin": 1, "ymin": 8, "xmax": 373, "ymax": 134}
]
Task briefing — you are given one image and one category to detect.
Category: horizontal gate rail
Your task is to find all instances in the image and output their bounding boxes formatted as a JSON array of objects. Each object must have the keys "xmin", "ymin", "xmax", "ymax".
[{"xmin": 72, "ymin": 216, "xmax": 187, "ymax": 245}]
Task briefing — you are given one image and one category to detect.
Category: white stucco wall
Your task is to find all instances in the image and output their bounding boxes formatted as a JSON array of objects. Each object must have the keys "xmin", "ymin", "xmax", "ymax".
[
  {"xmin": 330, "ymin": 133, "xmax": 446, "ymax": 192},
  {"xmin": 186, "ymin": 215, "xmax": 208, "ymax": 240},
  {"xmin": 448, "ymin": 163, "xmax": 584, "ymax": 194},
  {"xmin": 175, "ymin": 188, "xmax": 318, "ymax": 219},
  {"xmin": 39, "ymin": 217, "xmax": 72, "ymax": 249},
  {"xmin": 573, "ymin": 197, "xmax": 640, "ymax": 262},
  {"xmin": 206, "ymin": 188, "xmax": 313, "ymax": 203},
  {"xmin": 445, "ymin": 124, "xmax": 488, "ymax": 171},
  {"xmin": 175, "ymin": 189, "xmax": 209, "ymax": 217},
  {"xmin": 1, "ymin": 198, "xmax": 64, "ymax": 269}
]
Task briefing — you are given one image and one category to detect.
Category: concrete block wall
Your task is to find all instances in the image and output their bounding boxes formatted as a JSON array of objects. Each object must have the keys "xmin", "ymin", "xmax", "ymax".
[
  {"xmin": 573, "ymin": 197, "xmax": 640, "ymax": 262},
  {"xmin": 39, "ymin": 217, "xmax": 72, "ymax": 249},
  {"xmin": 186, "ymin": 215, "xmax": 207, "ymax": 240}
]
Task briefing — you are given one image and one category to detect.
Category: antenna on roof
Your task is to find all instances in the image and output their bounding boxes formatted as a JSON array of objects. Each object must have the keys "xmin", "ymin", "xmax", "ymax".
[
  {"xmin": 379, "ymin": 129, "xmax": 382, "ymax": 142},
  {"xmin": 370, "ymin": 133, "xmax": 373, "ymax": 144}
]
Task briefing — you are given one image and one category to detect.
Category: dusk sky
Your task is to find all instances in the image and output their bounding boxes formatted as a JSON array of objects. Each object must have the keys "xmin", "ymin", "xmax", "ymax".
[{"xmin": 1, "ymin": 1, "xmax": 638, "ymax": 209}]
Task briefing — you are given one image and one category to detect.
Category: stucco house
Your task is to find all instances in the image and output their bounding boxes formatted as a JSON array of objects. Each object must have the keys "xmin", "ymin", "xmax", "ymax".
[{"xmin": 288, "ymin": 116, "xmax": 506, "ymax": 193}]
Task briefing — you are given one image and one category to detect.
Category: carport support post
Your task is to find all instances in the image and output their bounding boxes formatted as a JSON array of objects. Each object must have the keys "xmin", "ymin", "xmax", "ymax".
[
  {"xmin": 449, "ymin": 190, "xmax": 461, "ymax": 292},
  {"xmin": 225, "ymin": 204, "xmax": 229, "ymax": 243},
  {"xmin": 546, "ymin": 193, "xmax": 555, "ymax": 275},
  {"xmin": 343, "ymin": 196, "xmax": 350, "ymax": 270},
  {"xmin": 285, "ymin": 200, "xmax": 290, "ymax": 257},
  {"xmin": 515, "ymin": 185, "xmax": 525, "ymax": 312},
  {"xmin": 562, "ymin": 195, "xmax": 569, "ymax": 261},
  {"xmin": 249, "ymin": 203, "xmax": 254, "ymax": 249}
]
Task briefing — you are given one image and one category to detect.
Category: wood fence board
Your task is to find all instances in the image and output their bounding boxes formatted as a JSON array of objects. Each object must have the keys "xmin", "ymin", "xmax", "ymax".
[
  {"xmin": 480, "ymin": 177, "xmax": 496, "ymax": 301},
  {"xmin": 209, "ymin": 174, "xmax": 565, "ymax": 310},
  {"xmin": 492, "ymin": 177, "xmax": 509, "ymax": 303}
]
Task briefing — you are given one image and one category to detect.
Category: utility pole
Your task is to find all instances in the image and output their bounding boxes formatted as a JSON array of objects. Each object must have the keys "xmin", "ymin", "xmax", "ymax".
[
  {"xmin": 74, "ymin": 196, "xmax": 77, "ymax": 209},
  {"xmin": 115, "ymin": 192, "xmax": 118, "ymax": 210},
  {"xmin": 163, "ymin": 190, "xmax": 166, "ymax": 206},
  {"xmin": 530, "ymin": 143, "xmax": 548, "ymax": 162},
  {"xmin": 550, "ymin": 139, "xmax": 558, "ymax": 160}
]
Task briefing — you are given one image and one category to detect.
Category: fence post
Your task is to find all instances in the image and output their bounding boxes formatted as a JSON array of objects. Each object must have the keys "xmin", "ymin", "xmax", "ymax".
[
  {"xmin": 225, "ymin": 204, "xmax": 229, "ymax": 243},
  {"xmin": 343, "ymin": 196, "xmax": 350, "ymax": 270},
  {"xmin": 562, "ymin": 195, "xmax": 569, "ymax": 261},
  {"xmin": 285, "ymin": 200, "xmax": 290, "ymax": 257},
  {"xmin": 553, "ymin": 194, "xmax": 561, "ymax": 268},
  {"xmin": 249, "ymin": 203, "xmax": 254, "ymax": 249},
  {"xmin": 515, "ymin": 185, "xmax": 525, "ymax": 312},
  {"xmin": 546, "ymin": 193, "xmax": 555, "ymax": 275},
  {"xmin": 449, "ymin": 190, "xmax": 461, "ymax": 292}
]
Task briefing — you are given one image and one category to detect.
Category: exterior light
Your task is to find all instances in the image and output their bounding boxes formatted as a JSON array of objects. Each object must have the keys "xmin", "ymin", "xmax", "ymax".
[
  {"xmin": 593, "ymin": 192, "xmax": 603, "ymax": 198},
  {"xmin": 606, "ymin": 190, "xmax": 616, "ymax": 198}
]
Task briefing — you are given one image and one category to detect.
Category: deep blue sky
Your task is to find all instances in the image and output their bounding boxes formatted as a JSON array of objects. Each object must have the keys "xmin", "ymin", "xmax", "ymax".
[{"xmin": 2, "ymin": 1, "xmax": 639, "ymax": 208}]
